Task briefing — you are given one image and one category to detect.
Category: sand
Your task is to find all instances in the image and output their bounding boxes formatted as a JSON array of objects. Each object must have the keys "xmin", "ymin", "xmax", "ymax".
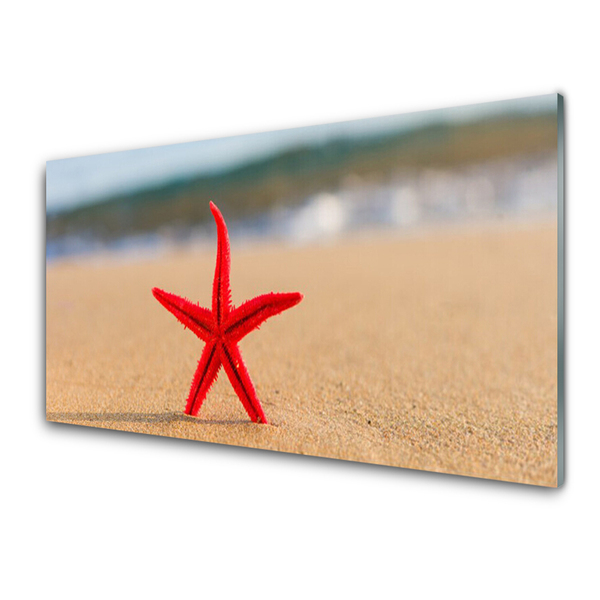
[{"xmin": 46, "ymin": 220, "xmax": 558, "ymax": 486}]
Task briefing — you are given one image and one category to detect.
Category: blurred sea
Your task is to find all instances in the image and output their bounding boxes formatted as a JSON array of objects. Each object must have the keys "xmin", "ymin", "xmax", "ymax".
[
  {"xmin": 46, "ymin": 96, "xmax": 559, "ymax": 262},
  {"xmin": 46, "ymin": 150, "xmax": 557, "ymax": 262}
]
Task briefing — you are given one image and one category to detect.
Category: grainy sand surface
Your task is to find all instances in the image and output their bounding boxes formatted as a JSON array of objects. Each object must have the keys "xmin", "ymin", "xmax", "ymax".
[{"xmin": 46, "ymin": 221, "xmax": 558, "ymax": 486}]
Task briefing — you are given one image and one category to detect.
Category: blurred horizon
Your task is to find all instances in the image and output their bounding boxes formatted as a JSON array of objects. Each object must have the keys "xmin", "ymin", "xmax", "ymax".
[
  {"xmin": 47, "ymin": 94, "xmax": 557, "ymax": 212},
  {"xmin": 46, "ymin": 94, "xmax": 559, "ymax": 260}
]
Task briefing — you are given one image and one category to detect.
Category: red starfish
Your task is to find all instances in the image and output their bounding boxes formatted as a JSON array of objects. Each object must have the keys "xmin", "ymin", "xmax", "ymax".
[{"xmin": 152, "ymin": 202, "xmax": 303, "ymax": 424}]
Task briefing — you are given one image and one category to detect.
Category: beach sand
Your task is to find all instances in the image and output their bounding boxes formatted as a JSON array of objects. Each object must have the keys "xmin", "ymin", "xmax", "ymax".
[{"xmin": 46, "ymin": 221, "xmax": 558, "ymax": 486}]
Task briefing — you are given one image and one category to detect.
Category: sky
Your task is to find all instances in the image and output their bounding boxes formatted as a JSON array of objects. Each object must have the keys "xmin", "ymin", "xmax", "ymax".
[{"xmin": 46, "ymin": 94, "xmax": 557, "ymax": 212}]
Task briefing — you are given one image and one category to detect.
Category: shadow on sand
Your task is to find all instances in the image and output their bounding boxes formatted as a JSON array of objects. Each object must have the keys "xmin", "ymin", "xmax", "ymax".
[{"xmin": 46, "ymin": 411, "xmax": 249, "ymax": 426}]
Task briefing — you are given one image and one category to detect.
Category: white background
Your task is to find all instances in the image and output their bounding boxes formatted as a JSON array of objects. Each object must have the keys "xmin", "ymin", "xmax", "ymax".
[{"xmin": 2, "ymin": 2, "xmax": 598, "ymax": 598}]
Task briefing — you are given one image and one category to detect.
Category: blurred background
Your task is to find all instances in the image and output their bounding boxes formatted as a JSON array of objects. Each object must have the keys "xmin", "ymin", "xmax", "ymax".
[{"xmin": 46, "ymin": 94, "xmax": 558, "ymax": 259}]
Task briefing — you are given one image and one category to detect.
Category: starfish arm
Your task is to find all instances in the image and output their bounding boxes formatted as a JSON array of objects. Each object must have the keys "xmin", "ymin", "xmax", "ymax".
[
  {"xmin": 224, "ymin": 292, "xmax": 304, "ymax": 343},
  {"xmin": 185, "ymin": 340, "xmax": 222, "ymax": 416},
  {"xmin": 210, "ymin": 202, "xmax": 232, "ymax": 325},
  {"xmin": 220, "ymin": 341, "xmax": 268, "ymax": 424},
  {"xmin": 152, "ymin": 287, "xmax": 215, "ymax": 342}
]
